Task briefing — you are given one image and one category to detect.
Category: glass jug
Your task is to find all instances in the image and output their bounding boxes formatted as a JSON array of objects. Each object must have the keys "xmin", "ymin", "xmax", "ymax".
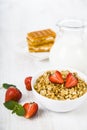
[{"xmin": 49, "ymin": 20, "xmax": 87, "ymax": 73}]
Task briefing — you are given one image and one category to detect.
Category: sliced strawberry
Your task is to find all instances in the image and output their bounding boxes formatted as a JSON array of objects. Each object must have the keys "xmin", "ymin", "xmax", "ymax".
[
  {"xmin": 49, "ymin": 70, "xmax": 64, "ymax": 84},
  {"xmin": 23, "ymin": 102, "xmax": 38, "ymax": 118},
  {"xmin": 24, "ymin": 77, "xmax": 32, "ymax": 90},
  {"xmin": 5, "ymin": 87, "xmax": 22, "ymax": 102},
  {"xmin": 65, "ymin": 73, "xmax": 78, "ymax": 88}
]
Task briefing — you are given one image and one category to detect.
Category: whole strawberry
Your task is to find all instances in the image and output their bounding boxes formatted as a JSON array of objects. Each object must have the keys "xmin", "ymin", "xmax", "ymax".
[
  {"xmin": 5, "ymin": 86, "xmax": 22, "ymax": 102},
  {"xmin": 23, "ymin": 102, "xmax": 38, "ymax": 118}
]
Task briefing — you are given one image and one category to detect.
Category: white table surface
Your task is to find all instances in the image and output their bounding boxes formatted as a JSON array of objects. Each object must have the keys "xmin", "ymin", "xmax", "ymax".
[{"xmin": 0, "ymin": 0, "xmax": 87, "ymax": 130}]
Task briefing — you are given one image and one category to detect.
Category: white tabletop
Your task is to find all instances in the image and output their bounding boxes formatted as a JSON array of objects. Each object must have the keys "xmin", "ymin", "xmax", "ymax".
[{"xmin": 0, "ymin": 0, "xmax": 87, "ymax": 130}]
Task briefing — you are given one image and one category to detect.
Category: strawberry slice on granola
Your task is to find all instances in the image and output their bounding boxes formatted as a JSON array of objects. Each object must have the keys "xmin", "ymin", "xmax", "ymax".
[
  {"xmin": 49, "ymin": 70, "xmax": 64, "ymax": 84},
  {"xmin": 65, "ymin": 73, "xmax": 78, "ymax": 88}
]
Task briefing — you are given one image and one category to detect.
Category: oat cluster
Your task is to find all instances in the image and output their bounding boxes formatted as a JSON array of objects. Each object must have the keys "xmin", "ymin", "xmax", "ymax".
[{"xmin": 34, "ymin": 70, "xmax": 87, "ymax": 100}]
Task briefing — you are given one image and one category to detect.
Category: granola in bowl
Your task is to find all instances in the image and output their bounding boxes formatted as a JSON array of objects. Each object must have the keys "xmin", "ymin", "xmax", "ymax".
[{"xmin": 34, "ymin": 70, "xmax": 87, "ymax": 100}]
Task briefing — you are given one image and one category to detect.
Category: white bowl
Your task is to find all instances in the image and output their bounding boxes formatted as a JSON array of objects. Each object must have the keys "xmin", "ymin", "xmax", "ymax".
[{"xmin": 32, "ymin": 68, "xmax": 87, "ymax": 112}]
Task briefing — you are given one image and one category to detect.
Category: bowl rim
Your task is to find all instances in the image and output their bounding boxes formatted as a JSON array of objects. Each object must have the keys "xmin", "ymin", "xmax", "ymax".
[{"xmin": 32, "ymin": 67, "xmax": 87, "ymax": 102}]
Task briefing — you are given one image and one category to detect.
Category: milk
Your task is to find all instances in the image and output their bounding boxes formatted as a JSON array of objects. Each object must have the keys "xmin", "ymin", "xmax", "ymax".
[{"xmin": 49, "ymin": 20, "xmax": 87, "ymax": 73}]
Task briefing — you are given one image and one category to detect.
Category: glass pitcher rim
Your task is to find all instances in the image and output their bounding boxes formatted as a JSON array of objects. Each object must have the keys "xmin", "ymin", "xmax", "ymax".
[{"xmin": 56, "ymin": 19, "xmax": 87, "ymax": 29}]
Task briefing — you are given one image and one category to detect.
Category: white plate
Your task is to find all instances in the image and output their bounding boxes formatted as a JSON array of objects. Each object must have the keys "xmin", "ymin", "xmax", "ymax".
[
  {"xmin": 29, "ymin": 52, "xmax": 49, "ymax": 61},
  {"xmin": 14, "ymin": 40, "xmax": 49, "ymax": 61}
]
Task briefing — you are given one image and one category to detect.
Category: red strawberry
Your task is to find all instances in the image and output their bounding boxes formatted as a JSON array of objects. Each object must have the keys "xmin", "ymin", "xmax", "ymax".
[
  {"xmin": 23, "ymin": 102, "xmax": 38, "ymax": 118},
  {"xmin": 5, "ymin": 87, "xmax": 22, "ymax": 102},
  {"xmin": 49, "ymin": 70, "xmax": 64, "ymax": 84},
  {"xmin": 24, "ymin": 77, "xmax": 32, "ymax": 90},
  {"xmin": 65, "ymin": 73, "xmax": 78, "ymax": 88}
]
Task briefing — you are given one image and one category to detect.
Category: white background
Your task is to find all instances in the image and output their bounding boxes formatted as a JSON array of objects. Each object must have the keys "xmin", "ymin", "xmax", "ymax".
[{"xmin": 0, "ymin": 0, "xmax": 87, "ymax": 130}]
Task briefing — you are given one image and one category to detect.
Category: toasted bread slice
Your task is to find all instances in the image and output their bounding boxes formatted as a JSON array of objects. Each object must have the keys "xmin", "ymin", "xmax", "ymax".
[
  {"xmin": 28, "ymin": 42, "xmax": 54, "ymax": 52},
  {"xmin": 27, "ymin": 37, "xmax": 55, "ymax": 46}
]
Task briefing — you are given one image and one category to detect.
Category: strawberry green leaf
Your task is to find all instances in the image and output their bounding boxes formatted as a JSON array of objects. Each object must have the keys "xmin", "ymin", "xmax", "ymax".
[
  {"xmin": 3, "ymin": 100, "xmax": 18, "ymax": 110},
  {"xmin": 4, "ymin": 101, "xmax": 25, "ymax": 116},
  {"xmin": 2, "ymin": 83, "xmax": 16, "ymax": 89},
  {"xmin": 13, "ymin": 104, "xmax": 25, "ymax": 116}
]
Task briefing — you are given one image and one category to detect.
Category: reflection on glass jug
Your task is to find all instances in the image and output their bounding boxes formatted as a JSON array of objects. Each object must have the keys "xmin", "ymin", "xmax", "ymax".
[{"xmin": 49, "ymin": 19, "xmax": 87, "ymax": 73}]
